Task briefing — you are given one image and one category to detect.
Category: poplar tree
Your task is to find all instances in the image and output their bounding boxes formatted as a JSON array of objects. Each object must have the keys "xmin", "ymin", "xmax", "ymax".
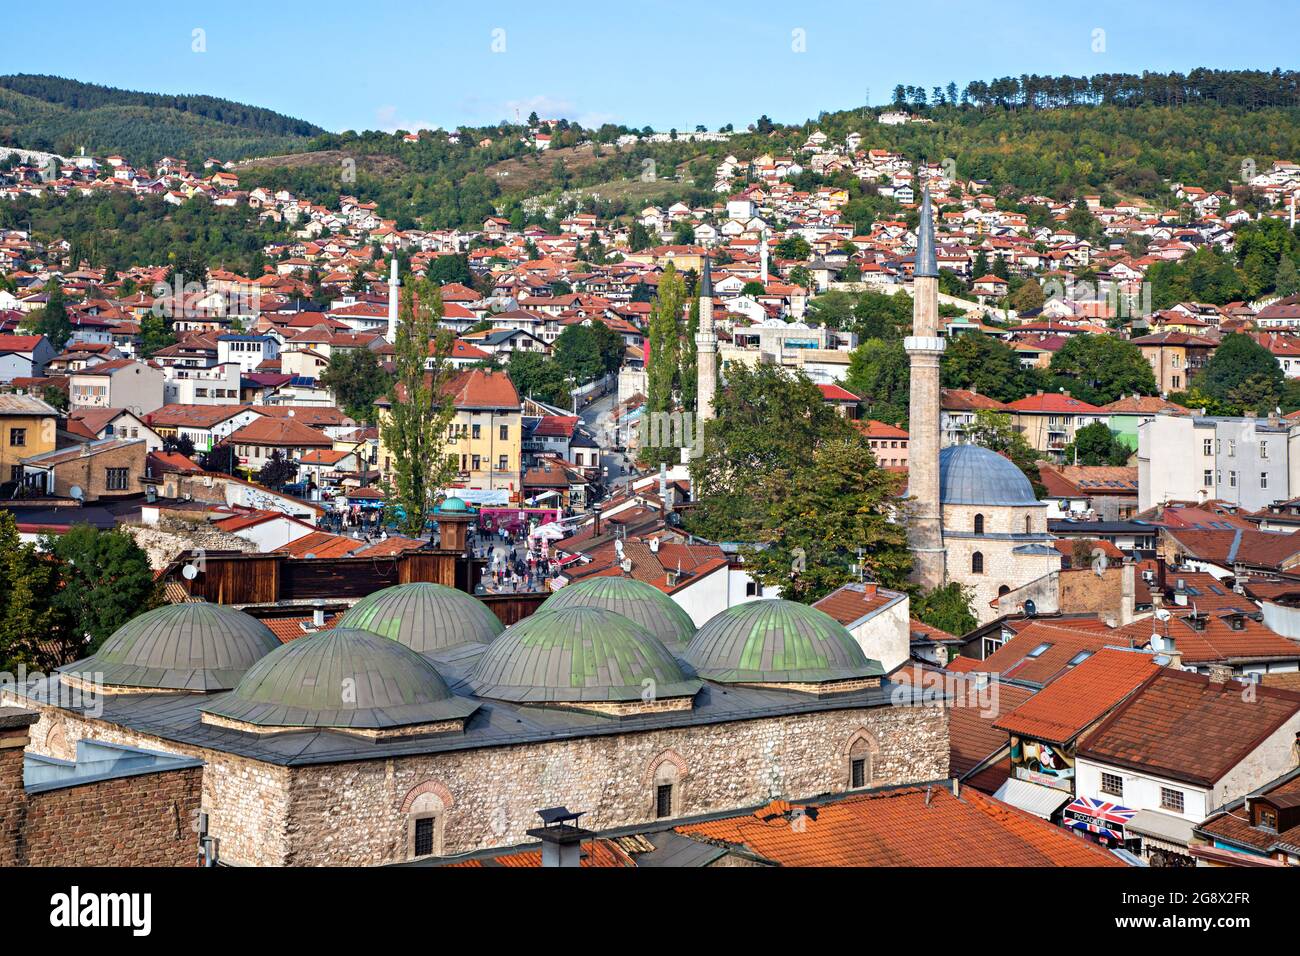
[{"xmin": 381, "ymin": 279, "xmax": 459, "ymax": 537}]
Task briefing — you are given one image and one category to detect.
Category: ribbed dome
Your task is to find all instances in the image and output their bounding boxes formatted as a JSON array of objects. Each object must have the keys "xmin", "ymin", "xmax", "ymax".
[
  {"xmin": 541, "ymin": 576, "xmax": 696, "ymax": 650},
  {"xmin": 200, "ymin": 628, "xmax": 478, "ymax": 731},
  {"xmin": 938, "ymin": 444, "xmax": 1037, "ymax": 506},
  {"xmin": 58, "ymin": 602, "xmax": 279, "ymax": 692},
  {"xmin": 467, "ymin": 607, "xmax": 701, "ymax": 704},
  {"xmin": 439, "ymin": 496, "xmax": 470, "ymax": 513},
  {"xmin": 685, "ymin": 599, "xmax": 883, "ymax": 684},
  {"xmin": 338, "ymin": 582, "xmax": 503, "ymax": 652}
]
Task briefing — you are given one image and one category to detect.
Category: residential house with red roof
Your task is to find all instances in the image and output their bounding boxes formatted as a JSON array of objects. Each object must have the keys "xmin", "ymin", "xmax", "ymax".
[
  {"xmin": 1004, "ymin": 391, "xmax": 1106, "ymax": 459},
  {"xmin": 1075, "ymin": 669, "xmax": 1300, "ymax": 864},
  {"xmin": 0, "ymin": 333, "xmax": 56, "ymax": 383}
]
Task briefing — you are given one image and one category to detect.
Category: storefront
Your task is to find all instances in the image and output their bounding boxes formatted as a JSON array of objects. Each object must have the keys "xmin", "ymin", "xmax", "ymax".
[{"xmin": 1126, "ymin": 809, "xmax": 1197, "ymax": 867}]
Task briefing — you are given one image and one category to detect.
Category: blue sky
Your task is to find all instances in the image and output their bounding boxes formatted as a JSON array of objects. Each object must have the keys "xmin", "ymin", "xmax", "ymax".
[{"xmin": 4, "ymin": 0, "xmax": 1297, "ymax": 132}]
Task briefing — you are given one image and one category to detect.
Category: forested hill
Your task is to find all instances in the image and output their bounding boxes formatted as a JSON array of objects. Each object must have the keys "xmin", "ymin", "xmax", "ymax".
[{"xmin": 0, "ymin": 74, "xmax": 326, "ymax": 164}]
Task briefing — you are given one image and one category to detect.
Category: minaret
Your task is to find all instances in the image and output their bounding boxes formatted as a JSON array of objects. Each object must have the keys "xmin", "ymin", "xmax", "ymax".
[
  {"xmin": 386, "ymin": 256, "xmax": 400, "ymax": 344},
  {"xmin": 905, "ymin": 189, "xmax": 946, "ymax": 589},
  {"xmin": 695, "ymin": 255, "xmax": 718, "ymax": 422}
]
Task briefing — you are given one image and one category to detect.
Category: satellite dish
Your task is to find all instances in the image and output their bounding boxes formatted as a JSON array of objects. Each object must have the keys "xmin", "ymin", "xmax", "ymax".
[
  {"xmin": 181, "ymin": 564, "xmax": 198, "ymax": 580},
  {"xmin": 1155, "ymin": 608, "xmax": 1172, "ymax": 622},
  {"xmin": 69, "ymin": 485, "xmax": 84, "ymax": 501}
]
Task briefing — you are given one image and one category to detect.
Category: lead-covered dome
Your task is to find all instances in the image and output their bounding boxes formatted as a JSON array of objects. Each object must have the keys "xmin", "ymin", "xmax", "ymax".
[
  {"xmin": 338, "ymin": 582, "xmax": 503, "ymax": 653},
  {"xmin": 199, "ymin": 627, "xmax": 478, "ymax": 734},
  {"xmin": 467, "ymin": 606, "xmax": 700, "ymax": 706},
  {"xmin": 938, "ymin": 444, "xmax": 1038, "ymax": 506},
  {"xmin": 541, "ymin": 576, "xmax": 696, "ymax": 650},
  {"xmin": 685, "ymin": 599, "xmax": 883, "ymax": 685},
  {"xmin": 58, "ymin": 602, "xmax": 279, "ymax": 692}
]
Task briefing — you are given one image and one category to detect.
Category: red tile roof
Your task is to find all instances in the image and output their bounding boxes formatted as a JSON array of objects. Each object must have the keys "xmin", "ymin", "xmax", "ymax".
[
  {"xmin": 674, "ymin": 789, "xmax": 1124, "ymax": 867},
  {"xmin": 993, "ymin": 648, "xmax": 1160, "ymax": 744},
  {"xmin": 1004, "ymin": 393, "xmax": 1104, "ymax": 414},
  {"xmin": 979, "ymin": 621, "xmax": 1123, "ymax": 686},
  {"xmin": 1078, "ymin": 668, "xmax": 1300, "ymax": 787}
]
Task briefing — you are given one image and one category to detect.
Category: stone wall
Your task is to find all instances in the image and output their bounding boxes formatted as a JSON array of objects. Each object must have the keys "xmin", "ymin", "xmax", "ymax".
[
  {"xmin": 0, "ymin": 706, "xmax": 202, "ymax": 866},
  {"xmin": 14, "ymin": 701, "xmax": 292, "ymax": 867},
  {"xmin": 284, "ymin": 702, "xmax": 949, "ymax": 866},
  {"xmin": 14, "ymin": 694, "xmax": 948, "ymax": 866}
]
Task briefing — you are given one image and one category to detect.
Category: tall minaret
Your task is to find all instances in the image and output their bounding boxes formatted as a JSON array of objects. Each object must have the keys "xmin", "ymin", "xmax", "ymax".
[
  {"xmin": 905, "ymin": 189, "xmax": 946, "ymax": 589},
  {"xmin": 695, "ymin": 255, "xmax": 718, "ymax": 422},
  {"xmin": 386, "ymin": 256, "xmax": 400, "ymax": 344}
]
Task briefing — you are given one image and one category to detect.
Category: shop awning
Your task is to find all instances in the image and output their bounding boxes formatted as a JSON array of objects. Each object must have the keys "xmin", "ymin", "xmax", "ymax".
[
  {"xmin": 1126, "ymin": 809, "xmax": 1195, "ymax": 848},
  {"xmin": 993, "ymin": 777, "xmax": 1073, "ymax": 819}
]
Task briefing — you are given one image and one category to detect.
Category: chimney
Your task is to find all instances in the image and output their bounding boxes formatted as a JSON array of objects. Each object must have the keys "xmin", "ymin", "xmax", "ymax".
[
  {"xmin": 1173, "ymin": 579, "xmax": 1188, "ymax": 606},
  {"xmin": 0, "ymin": 708, "xmax": 37, "ymax": 866},
  {"xmin": 526, "ymin": 807, "xmax": 591, "ymax": 868},
  {"xmin": 1207, "ymin": 662, "xmax": 1233, "ymax": 684},
  {"xmin": 648, "ymin": 537, "xmax": 660, "ymax": 554},
  {"xmin": 312, "ymin": 599, "xmax": 326, "ymax": 629}
]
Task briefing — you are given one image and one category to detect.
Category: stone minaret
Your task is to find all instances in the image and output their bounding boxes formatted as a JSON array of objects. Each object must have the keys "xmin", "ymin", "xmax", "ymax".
[
  {"xmin": 696, "ymin": 255, "xmax": 718, "ymax": 422},
  {"xmin": 905, "ymin": 189, "xmax": 946, "ymax": 589},
  {"xmin": 386, "ymin": 255, "xmax": 400, "ymax": 344}
]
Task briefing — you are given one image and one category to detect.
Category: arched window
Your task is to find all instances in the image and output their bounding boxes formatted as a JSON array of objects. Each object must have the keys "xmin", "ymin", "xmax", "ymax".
[
  {"xmin": 645, "ymin": 750, "xmax": 688, "ymax": 819},
  {"xmin": 1024, "ymin": 514, "xmax": 1033, "ymax": 534},
  {"xmin": 843, "ymin": 728, "xmax": 880, "ymax": 790},
  {"xmin": 974, "ymin": 513, "xmax": 985, "ymax": 534},
  {"xmin": 406, "ymin": 792, "xmax": 446, "ymax": 860},
  {"xmin": 998, "ymin": 584, "xmax": 1011, "ymax": 597},
  {"xmin": 971, "ymin": 551, "xmax": 984, "ymax": 574}
]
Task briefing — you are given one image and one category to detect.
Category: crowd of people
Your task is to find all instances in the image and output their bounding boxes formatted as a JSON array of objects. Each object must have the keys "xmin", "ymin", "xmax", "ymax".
[{"xmin": 471, "ymin": 525, "xmax": 563, "ymax": 595}]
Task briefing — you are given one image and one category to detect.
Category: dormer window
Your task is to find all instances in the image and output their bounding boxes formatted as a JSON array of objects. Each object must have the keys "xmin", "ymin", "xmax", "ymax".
[{"xmin": 1256, "ymin": 804, "xmax": 1278, "ymax": 831}]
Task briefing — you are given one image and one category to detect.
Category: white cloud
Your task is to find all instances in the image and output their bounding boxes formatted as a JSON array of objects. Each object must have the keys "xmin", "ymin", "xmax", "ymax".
[{"xmin": 373, "ymin": 105, "xmax": 441, "ymax": 134}]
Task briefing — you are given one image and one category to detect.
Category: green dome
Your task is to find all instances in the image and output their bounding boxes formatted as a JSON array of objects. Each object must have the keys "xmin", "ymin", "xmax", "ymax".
[
  {"xmin": 438, "ymin": 496, "xmax": 470, "ymax": 513},
  {"xmin": 685, "ymin": 599, "xmax": 884, "ymax": 685},
  {"xmin": 467, "ymin": 606, "xmax": 701, "ymax": 704},
  {"xmin": 338, "ymin": 583, "xmax": 503, "ymax": 653},
  {"xmin": 58, "ymin": 602, "xmax": 279, "ymax": 692},
  {"xmin": 200, "ymin": 628, "xmax": 478, "ymax": 731},
  {"xmin": 542, "ymin": 576, "xmax": 696, "ymax": 650}
]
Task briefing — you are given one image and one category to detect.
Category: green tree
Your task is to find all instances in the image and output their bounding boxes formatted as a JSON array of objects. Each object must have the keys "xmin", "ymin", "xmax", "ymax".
[
  {"xmin": 1010, "ymin": 278, "xmax": 1045, "ymax": 312},
  {"xmin": 257, "ymin": 449, "xmax": 299, "ymax": 490},
  {"xmin": 0, "ymin": 512, "xmax": 61, "ymax": 669},
  {"xmin": 380, "ymin": 280, "xmax": 459, "ymax": 536},
  {"xmin": 427, "ymin": 253, "xmax": 474, "ymax": 286},
  {"xmin": 321, "ymin": 347, "xmax": 391, "ymax": 422},
  {"xmin": 1048, "ymin": 335, "xmax": 1157, "ymax": 405},
  {"xmin": 1194, "ymin": 333, "xmax": 1284, "ymax": 414},
  {"xmin": 44, "ymin": 525, "xmax": 157, "ymax": 656},
  {"xmin": 740, "ymin": 280, "xmax": 766, "ymax": 296},
  {"xmin": 775, "ymin": 235, "xmax": 811, "ymax": 260},
  {"xmin": 689, "ymin": 364, "xmax": 865, "ymax": 542},
  {"xmin": 740, "ymin": 438, "xmax": 911, "ymax": 601},
  {"xmin": 646, "ymin": 262, "xmax": 686, "ymax": 414},
  {"xmin": 37, "ymin": 281, "xmax": 71, "ymax": 350},
  {"xmin": 1276, "ymin": 255, "xmax": 1300, "ymax": 298},
  {"xmin": 912, "ymin": 582, "xmax": 977, "ymax": 638},
  {"xmin": 553, "ymin": 324, "xmax": 605, "ymax": 384},
  {"xmin": 506, "ymin": 351, "xmax": 570, "ymax": 406},
  {"xmin": 845, "ymin": 339, "xmax": 910, "ymax": 425},
  {"xmin": 1063, "ymin": 421, "xmax": 1131, "ymax": 465},
  {"xmin": 941, "ymin": 334, "xmax": 1041, "ymax": 402}
]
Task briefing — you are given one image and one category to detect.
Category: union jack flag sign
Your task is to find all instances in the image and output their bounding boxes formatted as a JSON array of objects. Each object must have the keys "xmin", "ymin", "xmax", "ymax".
[{"xmin": 1062, "ymin": 796, "xmax": 1135, "ymax": 841}]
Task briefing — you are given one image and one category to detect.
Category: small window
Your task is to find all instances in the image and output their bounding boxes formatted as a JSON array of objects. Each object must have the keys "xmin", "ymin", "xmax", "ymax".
[
  {"xmin": 1262, "ymin": 472, "xmax": 1269, "ymax": 490},
  {"xmin": 1101, "ymin": 772, "xmax": 1123, "ymax": 797},
  {"xmin": 412, "ymin": 817, "xmax": 434, "ymax": 857},
  {"xmin": 499, "ymin": 424, "xmax": 509, "ymax": 441},
  {"xmin": 745, "ymin": 580, "xmax": 759, "ymax": 597},
  {"xmin": 971, "ymin": 551, "xmax": 984, "ymax": 574},
  {"xmin": 1160, "ymin": 787, "xmax": 1184, "ymax": 813},
  {"xmin": 655, "ymin": 783, "xmax": 674, "ymax": 819},
  {"xmin": 9, "ymin": 427, "xmax": 26, "ymax": 447},
  {"xmin": 1067, "ymin": 650, "xmax": 1093, "ymax": 666},
  {"xmin": 1027, "ymin": 642, "xmax": 1052, "ymax": 658},
  {"xmin": 973, "ymin": 513, "xmax": 984, "ymax": 534},
  {"xmin": 105, "ymin": 467, "xmax": 129, "ymax": 491},
  {"xmin": 1257, "ymin": 806, "xmax": 1279, "ymax": 831},
  {"xmin": 850, "ymin": 758, "xmax": 866, "ymax": 789}
]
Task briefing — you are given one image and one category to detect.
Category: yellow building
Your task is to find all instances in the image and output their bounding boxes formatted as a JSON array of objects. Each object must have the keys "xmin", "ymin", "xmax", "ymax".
[
  {"xmin": 376, "ymin": 369, "xmax": 523, "ymax": 499},
  {"xmin": 0, "ymin": 395, "xmax": 59, "ymax": 486}
]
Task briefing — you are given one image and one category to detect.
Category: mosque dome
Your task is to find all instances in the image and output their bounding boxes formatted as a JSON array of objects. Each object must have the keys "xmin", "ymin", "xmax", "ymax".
[
  {"xmin": 685, "ymin": 599, "xmax": 883, "ymax": 685},
  {"xmin": 541, "ymin": 576, "xmax": 696, "ymax": 651},
  {"xmin": 467, "ymin": 606, "xmax": 701, "ymax": 705},
  {"xmin": 938, "ymin": 444, "xmax": 1038, "ymax": 506},
  {"xmin": 58, "ymin": 602, "xmax": 280, "ymax": 692},
  {"xmin": 338, "ymin": 582, "xmax": 503, "ymax": 653},
  {"xmin": 438, "ymin": 496, "xmax": 470, "ymax": 513},
  {"xmin": 199, "ymin": 628, "xmax": 477, "ymax": 732}
]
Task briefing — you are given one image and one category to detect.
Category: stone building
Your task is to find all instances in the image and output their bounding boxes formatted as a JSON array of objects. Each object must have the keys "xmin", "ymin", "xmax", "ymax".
[
  {"xmin": 6, "ymin": 583, "xmax": 949, "ymax": 866},
  {"xmin": 905, "ymin": 191, "xmax": 1059, "ymax": 623}
]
